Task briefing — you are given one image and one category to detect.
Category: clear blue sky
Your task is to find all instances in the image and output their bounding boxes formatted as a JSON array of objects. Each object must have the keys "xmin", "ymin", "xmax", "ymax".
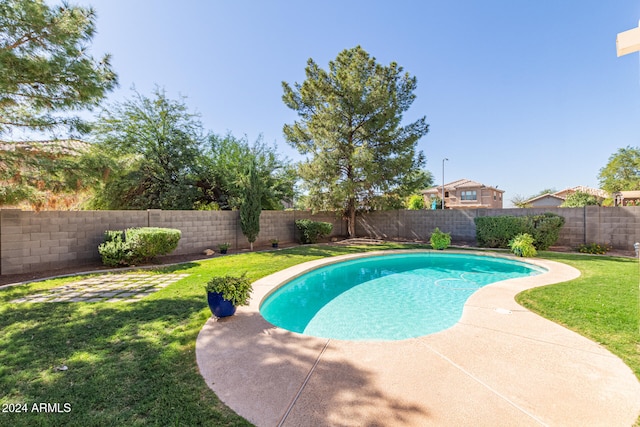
[{"xmin": 72, "ymin": 0, "xmax": 640, "ymax": 206}]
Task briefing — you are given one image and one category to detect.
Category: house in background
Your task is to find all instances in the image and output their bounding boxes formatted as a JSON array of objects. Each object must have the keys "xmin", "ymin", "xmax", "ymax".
[
  {"xmin": 422, "ymin": 178, "xmax": 504, "ymax": 209},
  {"xmin": 613, "ymin": 190, "xmax": 640, "ymax": 206},
  {"xmin": 522, "ymin": 186, "xmax": 608, "ymax": 208}
]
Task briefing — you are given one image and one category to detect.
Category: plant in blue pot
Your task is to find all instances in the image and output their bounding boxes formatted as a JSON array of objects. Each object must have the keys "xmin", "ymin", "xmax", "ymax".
[{"xmin": 204, "ymin": 273, "xmax": 253, "ymax": 318}]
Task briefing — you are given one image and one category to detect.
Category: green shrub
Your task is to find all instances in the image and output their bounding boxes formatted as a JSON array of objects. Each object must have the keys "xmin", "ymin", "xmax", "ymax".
[
  {"xmin": 103, "ymin": 230, "xmax": 125, "ymax": 243},
  {"xmin": 295, "ymin": 219, "xmax": 333, "ymax": 244},
  {"xmin": 204, "ymin": 273, "xmax": 253, "ymax": 306},
  {"xmin": 429, "ymin": 227, "xmax": 451, "ymax": 250},
  {"xmin": 509, "ymin": 233, "xmax": 537, "ymax": 257},
  {"xmin": 126, "ymin": 227, "xmax": 181, "ymax": 262},
  {"xmin": 577, "ymin": 242, "xmax": 612, "ymax": 255},
  {"xmin": 525, "ymin": 213, "xmax": 565, "ymax": 250},
  {"xmin": 475, "ymin": 213, "xmax": 564, "ymax": 250},
  {"xmin": 98, "ymin": 230, "xmax": 133, "ymax": 267},
  {"xmin": 474, "ymin": 216, "xmax": 529, "ymax": 248},
  {"xmin": 98, "ymin": 227, "xmax": 181, "ymax": 267}
]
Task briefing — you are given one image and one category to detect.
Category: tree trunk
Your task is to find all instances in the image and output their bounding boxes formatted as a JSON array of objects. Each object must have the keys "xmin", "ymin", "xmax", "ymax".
[{"xmin": 347, "ymin": 198, "xmax": 356, "ymax": 237}]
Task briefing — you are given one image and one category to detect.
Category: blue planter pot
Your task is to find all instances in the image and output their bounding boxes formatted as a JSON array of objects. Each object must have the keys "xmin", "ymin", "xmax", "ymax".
[{"xmin": 207, "ymin": 292, "xmax": 237, "ymax": 318}]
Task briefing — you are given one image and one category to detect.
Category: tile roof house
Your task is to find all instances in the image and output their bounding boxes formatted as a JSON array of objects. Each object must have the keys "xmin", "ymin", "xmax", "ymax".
[
  {"xmin": 613, "ymin": 190, "xmax": 640, "ymax": 206},
  {"xmin": 422, "ymin": 179, "xmax": 504, "ymax": 209},
  {"xmin": 523, "ymin": 186, "xmax": 609, "ymax": 208}
]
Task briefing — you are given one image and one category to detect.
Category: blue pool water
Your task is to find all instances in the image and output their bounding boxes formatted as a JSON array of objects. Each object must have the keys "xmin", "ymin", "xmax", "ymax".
[{"xmin": 259, "ymin": 253, "xmax": 545, "ymax": 341}]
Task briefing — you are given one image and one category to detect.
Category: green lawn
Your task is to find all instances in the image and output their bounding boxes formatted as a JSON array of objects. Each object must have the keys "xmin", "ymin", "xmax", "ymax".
[
  {"xmin": 0, "ymin": 244, "xmax": 638, "ymax": 426},
  {"xmin": 517, "ymin": 251, "xmax": 640, "ymax": 427},
  {"xmin": 516, "ymin": 251, "xmax": 640, "ymax": 386}
]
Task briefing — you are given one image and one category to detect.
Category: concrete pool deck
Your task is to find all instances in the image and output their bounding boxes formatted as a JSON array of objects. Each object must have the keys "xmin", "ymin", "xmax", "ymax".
[{"xmin": 196, "ymin": 250, "xmax": 640, "ymax": 426}]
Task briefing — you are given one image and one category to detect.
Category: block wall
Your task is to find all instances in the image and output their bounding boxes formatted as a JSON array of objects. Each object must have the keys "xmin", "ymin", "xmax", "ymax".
[
  {"xmin": 2, "ymin": 207, "xmax": 639, "ymax": 276},
  {"xmin": 356, "ymin": 207, "xmax": 640, "ymax": 250},
  {"xmin": 0, "ymin": 209, "xmax": 347, "ymax": 275},
  {"xmin": 0, "ymin": 209, "xmax": 148, "ymax": 275}
]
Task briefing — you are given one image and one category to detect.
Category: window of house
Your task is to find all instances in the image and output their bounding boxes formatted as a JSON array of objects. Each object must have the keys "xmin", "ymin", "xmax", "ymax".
[
  {"xmin": 493, "ymin": 191, "xmax": 496, "ymax": 201},
  {"xmin": 460, "ymin": 190, "xmax": 477, "ymax": 200},
  {"xmin": 444, "ymin": 191, "xmax": 449, "ymax": 197}
]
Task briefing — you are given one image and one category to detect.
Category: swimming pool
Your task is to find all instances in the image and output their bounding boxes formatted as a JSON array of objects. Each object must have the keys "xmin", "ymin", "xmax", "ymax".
[{"xmin": 259, "ymin": 252, "xmax": 545, "ymax": 341}]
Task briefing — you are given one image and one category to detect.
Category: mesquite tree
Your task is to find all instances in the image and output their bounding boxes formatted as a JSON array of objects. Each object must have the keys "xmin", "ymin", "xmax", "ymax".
[
  {"xmin": 282, "ymin": 46, "xmax": 429, "ymax": 236},
  {"xmin": 90, "ymin": 88, "xmax": 204, "ymax": 210}
]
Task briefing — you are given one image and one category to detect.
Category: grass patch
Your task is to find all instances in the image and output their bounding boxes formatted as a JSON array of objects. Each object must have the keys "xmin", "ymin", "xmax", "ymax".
[
  {"xmin": 517, "ymin": 252, "xmax": 640, "ymax": 377},
  {"xmin": 0, "ymin": 244, "xmax": 638, "ymax": 425},
  {"xmin": 518, "ymin": 251, "xmax": 640, "ymax": 427},
  {"xmin": 0, "ymin": 243, "xmax": 424, "ymax": 426}
]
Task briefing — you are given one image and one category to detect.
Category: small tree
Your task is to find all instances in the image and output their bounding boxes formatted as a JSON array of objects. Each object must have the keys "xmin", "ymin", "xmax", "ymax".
[
  {"xmin": 560, "ymin": 191, "xmax": 600, "ymax": 207},
  {"xmin": 239, "ymin": 160, "xmax": 261, "ymax": 250},
  {"xmin": 510, "ymin": 194, "xmax": 531, "ymax": 208},
  {"xmin": 598, "ymin": 146, "xmax": 640, "ymax": 193},
  {"xmin": 196, "ymin": 133, "xmax": 296, "ymax": 210},
  {"xmin": 406, "ymin": 194, "xmax": 425, "ymax": 210}
]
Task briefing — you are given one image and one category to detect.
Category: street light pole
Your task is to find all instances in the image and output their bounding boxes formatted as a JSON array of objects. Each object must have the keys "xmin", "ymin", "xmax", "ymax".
[{"xmin": 442, "ymin": 158, "xmax": 448, "ymax": 209}]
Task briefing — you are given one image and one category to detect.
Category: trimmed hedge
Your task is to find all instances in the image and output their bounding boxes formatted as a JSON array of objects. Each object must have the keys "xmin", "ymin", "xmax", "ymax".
[
  {"xmin": 474, "ymin": 212, "xmax": 565, "ymax": 250},
  {"xmin": 98, "ymin": 227, "xmax": 181, "ymax": 267},
  {"xmin": 525, "ymin": 212, "xmax": 565, "ymax": 250},
  {"xmin": 474, "ymin": 216, "xmax": 528, "ymax": 248},
  {"xmin": 295, "ymin": 219, "xmax": 333, "ymax": 244},
  {"xmin": 126, "ymin": 227, "xmax": 181, "ymax": 261}
]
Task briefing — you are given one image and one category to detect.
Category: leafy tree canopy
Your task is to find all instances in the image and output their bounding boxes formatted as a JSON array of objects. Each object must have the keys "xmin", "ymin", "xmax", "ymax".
[
  {"xmin": 197, "ymin": 133, "xmax": 296, "ymax": 210},
  {"xmin": 0, "ymin": 140, "xmax": 113, "ymax": 209},
  {"xmin": 560, "ymin": 191, "xmax": 600, "ymax": 207},
  {"xmin": 88, "ymin": 87, "xmax": 204, "ymax": 210},
  {"xmin": 406, "ymin": 194, "xmax": 425, "ymax": 210},
  {"xmin": 0, "ymin": 0, "xmax": 117, "ymax": 137},
  {"xmin": 282, "ymin": 46, "xmax": 429, "ymax": 236},
  {"xmin": 598, "ymin": 146, "xmax": 640, "ymax": 193}
]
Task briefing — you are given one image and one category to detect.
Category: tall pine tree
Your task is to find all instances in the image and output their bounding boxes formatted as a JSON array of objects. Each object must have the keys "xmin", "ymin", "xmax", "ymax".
[
  {"xmin": 282, "ymin": 46, "xmax": 428, "ymax": 236},
  {"xmin": 0, "ymin": 0, "xmax": 117, "ymax": 136}
]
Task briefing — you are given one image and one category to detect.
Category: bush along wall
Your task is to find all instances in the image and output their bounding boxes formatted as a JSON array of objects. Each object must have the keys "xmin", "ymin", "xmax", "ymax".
[
  {"xmin": 474, "ymin": 212, "xmax": 565, "ymax": 250},
  {"xmin": 98, "ymin": 227, "xmax": 181, "ymax": 267},
  {"xmin": 295, "ymin": 219, "xmax": 333, "ymax": 244}
]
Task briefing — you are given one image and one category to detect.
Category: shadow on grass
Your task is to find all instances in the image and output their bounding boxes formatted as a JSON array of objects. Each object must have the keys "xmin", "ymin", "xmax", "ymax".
[{"xmin": 0, "ymin": 297, "xmax": 251, "ymax": 426}]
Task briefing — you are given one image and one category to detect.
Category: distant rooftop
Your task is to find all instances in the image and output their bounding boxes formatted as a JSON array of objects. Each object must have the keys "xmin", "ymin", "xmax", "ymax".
[
  {"xmin": 524, "ymin": 186, "xmax": 609, "ymax": 204},
  {"xmin": 423, "ymin": 178, "xmax": 503, "ymax": 193}
]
